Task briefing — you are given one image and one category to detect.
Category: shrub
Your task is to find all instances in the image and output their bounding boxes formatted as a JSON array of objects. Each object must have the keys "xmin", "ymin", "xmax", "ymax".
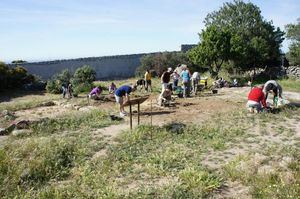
[
  {"xmin": 46, "ymin": 69, "xmax": 72, "ymax": 94},
  {"xmin": 71, "ymin": 65, "xmax": 96, "ymax": 93}
]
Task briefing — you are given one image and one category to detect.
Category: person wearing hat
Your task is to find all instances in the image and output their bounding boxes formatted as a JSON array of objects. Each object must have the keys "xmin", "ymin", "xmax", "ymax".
[{"xmin": 161, "ymin": 67, "xmax": 173, "ymax": 93}]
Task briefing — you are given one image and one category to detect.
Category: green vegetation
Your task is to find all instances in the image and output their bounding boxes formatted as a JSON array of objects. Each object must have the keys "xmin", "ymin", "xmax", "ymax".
[
  {"xmin": 285, "ymin": 18, "xmax": 300, "ymax": 65},
  {"xmin": 0, "ymin": 62, "xmax": 37, "ymax": 91},
  {"xmin": 136, "ymin": 52, "xmax": 193, "ymax": 77},
  {"xmin": 278, "ymin": 78, "xmax": 300, "ymax": 92},
  {"xmin": 1, "ymin": 101, "xmax": 299, "ymax": 198},
  {"xmin": 189, "ymin": 0, "xmax": 284, "ymax": 78},
  {"xmin": 46, "ymin": 65, "xmax": 96, "ymax": 94}
]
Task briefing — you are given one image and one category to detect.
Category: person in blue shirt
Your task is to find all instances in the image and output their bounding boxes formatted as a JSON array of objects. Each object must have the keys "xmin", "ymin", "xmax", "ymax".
[
  {"xmin": 180, "ymin": 65, "xmax": 191, "ymax": 98},
  {"xmin": 114, "ymin": 85, "xmax": 136, "ymax": 117}
]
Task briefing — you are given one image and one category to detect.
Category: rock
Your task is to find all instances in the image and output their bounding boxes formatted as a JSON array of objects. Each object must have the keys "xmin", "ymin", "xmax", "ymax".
[
  {"xmin": 63, "ymin": 104, "xmax": 73, "ymax": 109},
  {"xmin": 0, "ymin": 128, "xmax": 7, "ymax": 136},
  {"xmin": 16, "ymin": 120, "xmax": 30, "ymax": 129},
  {"xmin": 1, "ymin": 110, "xmax": 9, "ymax": 116},
  {"xmin": 41, "ymin": 101, "xmax": 55, "ymax": 107},
  {"xmin": 78, "ymin": 106, "xmax": 94, "ymax": 112},
  {"xmin": 12, "ymin": 129, "xmax": 32, "ymax": 136},
  {"xmin": 0, "ymin": 124, "xmax": 16, "ymax": 136},
  {"xmin": 6, "ymin": 124, "xmax": 16, "ymax": 134}
]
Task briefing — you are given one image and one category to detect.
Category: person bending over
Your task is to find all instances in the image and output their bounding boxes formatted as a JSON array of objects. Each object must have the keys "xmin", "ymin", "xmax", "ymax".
[
  {"xmin": 246, "ymin": 85, "xmax": 267, "ymax": 113},
  {"xmin": 114, "ymin": 85, "xmax": 136, "ymax": 117}
]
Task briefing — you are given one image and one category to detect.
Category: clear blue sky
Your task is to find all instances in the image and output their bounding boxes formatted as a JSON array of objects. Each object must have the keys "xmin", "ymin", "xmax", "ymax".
[{"xmin": 0, "ymin": 0, "xmax": 299, "ymax": 63}]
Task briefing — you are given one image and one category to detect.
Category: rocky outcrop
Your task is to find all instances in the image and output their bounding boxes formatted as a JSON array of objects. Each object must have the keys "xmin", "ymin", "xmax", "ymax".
[{"xmin": 286, "ymin": 65, "xmax": 300, "ymax": 79}]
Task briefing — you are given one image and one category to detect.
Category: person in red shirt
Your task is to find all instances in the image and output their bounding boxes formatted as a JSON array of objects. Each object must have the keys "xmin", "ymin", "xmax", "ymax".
[{"xmin": 246, "ymin": 85, "xmax": 267, "ymax": 113}]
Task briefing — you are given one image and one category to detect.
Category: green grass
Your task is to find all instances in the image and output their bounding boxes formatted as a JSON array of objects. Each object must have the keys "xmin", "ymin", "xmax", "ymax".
[
  {"xmin": 278, "ymin": 78, "xmax": 300, "ymax": 92},
  {"xmin": 0, "ymin": 86, "xmax": 299, "ymax": 198}
]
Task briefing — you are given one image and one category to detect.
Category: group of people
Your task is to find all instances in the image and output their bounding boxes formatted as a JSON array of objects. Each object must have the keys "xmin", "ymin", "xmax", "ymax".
[
  {"xmin": 71, "ymin": 66, "xmax": 285, "ymax": 117},
  {"xmin": 246, "ymin": 80, "xmax": 283, "ymax": 113},
  {"xmin": 160, "ymin": 65, "xmax": 201, "ymax": 99}
]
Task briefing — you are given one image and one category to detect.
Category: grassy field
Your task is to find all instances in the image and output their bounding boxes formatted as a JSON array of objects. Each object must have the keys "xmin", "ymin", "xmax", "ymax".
[{"xmin": 0, "ymin": 77, "xmax": 299, "ymax": 198}]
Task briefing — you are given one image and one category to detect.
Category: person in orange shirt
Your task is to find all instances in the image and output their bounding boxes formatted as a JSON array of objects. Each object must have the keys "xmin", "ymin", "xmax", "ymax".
[{"xmin": 144, "ymin": 69, "xmax": 152, "ymax": 92}]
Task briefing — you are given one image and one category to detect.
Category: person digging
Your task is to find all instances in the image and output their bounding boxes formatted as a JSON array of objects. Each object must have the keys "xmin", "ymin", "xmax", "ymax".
[{"xmin": 114, "ymin": 85, "xmax": 137, "ymax": 117}]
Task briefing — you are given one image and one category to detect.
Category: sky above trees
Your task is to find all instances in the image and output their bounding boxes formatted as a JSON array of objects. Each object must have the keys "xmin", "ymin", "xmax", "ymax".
[{"xmin": 0, "ymin": 0, "xmax": 299, "ymax": 62}]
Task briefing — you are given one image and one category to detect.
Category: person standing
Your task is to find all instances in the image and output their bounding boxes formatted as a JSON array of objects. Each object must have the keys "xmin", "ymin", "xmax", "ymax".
[
  {"xmin": 62, "ymin": 83, "xmax": 67, "ymax": 98},
  {"xmin": 191, "ymin": 71, "xmax": 200, "ymax": 95},
  {"xmin": 161, "ymin": 68, "xmax": 172, "ymax": 93},
  {"xmin": 67, "ymin": 83, "xmax": 73, "ymax": 98},
  {"xmin": 144, "ymin": 70, "xmax": 152, "ymax": 92},
  {"xmin": 114, "ymin": 85, "xmax": 136, "ymax": 117},
  {"xmin": 180, "ymin": 65, "xmax": 191, "ymax": 98},
  {"xmin": 108, "ymin": 82, "xmax": 117, "ymax": 94},
  {"xmin": 172, "ymin": 70, "xmax": 180, "ymax": 89}
]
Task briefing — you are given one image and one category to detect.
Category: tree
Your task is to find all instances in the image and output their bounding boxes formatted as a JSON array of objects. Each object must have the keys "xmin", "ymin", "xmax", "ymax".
[
  {"xmin": 136, "ymin": 52, "xmax": 193, "ymax": 77},
  {"xmin": 189, "ymin": 25, "xmax": 231, "ymax": 78},
  {"xmin": 46, "ymin": 69, "xmax": 72, "ymax": 94},
  {"xmin": 11, "ymin": 60, "xmax": 27, "ymax": 64},
  {"xmin": 0, "ymin": 62, "xmax": 9, "ymax": 90},
  {"xmin": 191, "ymin": 0, "xmax": 284, "ymax": 75},
  {"xmin": 285, "ymin": 18, "xmax": 300, "ymax": 65},
  {"xmin": 71, "ymin": 65, "xmax": 96, "ymax": 93}
]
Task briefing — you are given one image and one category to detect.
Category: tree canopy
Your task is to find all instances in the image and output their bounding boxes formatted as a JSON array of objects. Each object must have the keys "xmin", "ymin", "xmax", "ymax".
[
  {"xmin": 189, "ymin": 0, "xmax": 284, "ymax": 77},
  {"xmin": 285, "ymin": 18, "xmax": 300, "ymax": 65}
]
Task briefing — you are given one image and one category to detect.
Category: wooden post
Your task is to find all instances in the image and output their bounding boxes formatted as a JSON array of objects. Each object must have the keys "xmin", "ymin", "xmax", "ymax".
[
  {"xmin": 129, "ymin": 103, "xmax": 132, "ymax": 130},
  {"xmin": 150, "ymin": 99, "xmax": 152, "ymax": 126},
  {"xmin": 138, "ymin": 102, "xmax": 140, "ymax": 125},
  {"xmin": 150, "ymin": 99, "xmax": 153, "ymax": 140}
]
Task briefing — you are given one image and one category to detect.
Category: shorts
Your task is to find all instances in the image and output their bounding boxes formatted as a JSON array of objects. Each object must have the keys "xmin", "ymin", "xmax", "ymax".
[
  {"xmin": 162, "ymin": 83, "xmax": 168, "ymax": 91},
  {"xmin": 115, "ymin": 95, "xmax": 123, "ymax": 104},
  {"xmin": 146, "ymin": 80, "xmax": 151, "ymax": 85}
]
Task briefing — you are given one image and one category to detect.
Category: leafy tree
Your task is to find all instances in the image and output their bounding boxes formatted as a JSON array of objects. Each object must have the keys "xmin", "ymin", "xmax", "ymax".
[
  {"xmin": 190, "ymin": 0, "xmax": 284, "ymax": 77},
  {"xmin": 9, "ymin": 66, "xmax": 30, "ymax": 87},
  {"xmin": 136, "ymin": 52, "xmax": 193, "ymax": 76},
  {"xmin": 46, "ymin": 69, "xmax": 72, "ymax": 94},
  {"xmin": 189, "ymin": 25, "xmax": 231, "ymax": 78},
  {"xmin": 11, "ymin": 60, "xmax": 27, "ymax": 64},
  {"xmin": 71, "ymin": 65, "xmax": 96, "ymax": 93},
  {"xmin": 0, "ymin": 62, "xmax": 9, "ymax": 90},
  {"xmin": 285, "ymin": 18, "xmax": 300, "ymax": 65}
]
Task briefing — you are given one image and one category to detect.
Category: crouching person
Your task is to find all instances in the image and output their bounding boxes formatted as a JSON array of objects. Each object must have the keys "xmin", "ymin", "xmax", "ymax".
[
  {"xmin": 88, "ymin": 86, "xmax": 102, "ymax": 100},
  {"xmin": 246, "ymin": 85, "xmax": 267, "ymax": 113},
  {"xmin": 115, "ymin": 85, "xmax": 136, "ymax": 117},
  {"xmin": 158, "ymin": 84, "xmax": 172, "ymax": 106}
]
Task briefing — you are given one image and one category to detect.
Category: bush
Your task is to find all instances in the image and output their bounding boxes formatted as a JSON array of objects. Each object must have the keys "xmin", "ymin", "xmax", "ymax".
[
  {"xmin": 71, "ymin": 65, "xmax": 96, "ymax": 94},
  {"xmin": 46, "ymin": 69, "xmax": 72, "ymax": 94}
]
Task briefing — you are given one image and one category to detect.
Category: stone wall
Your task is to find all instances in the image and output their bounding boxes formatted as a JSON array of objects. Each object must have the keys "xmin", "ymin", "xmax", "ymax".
[
  {"xmin": 9, "ymin": 53, "xmax": 157, "ymax": 80},
  {"xmin": 286, "ymin": 65, "xmax": 300, "ymax": 79}
]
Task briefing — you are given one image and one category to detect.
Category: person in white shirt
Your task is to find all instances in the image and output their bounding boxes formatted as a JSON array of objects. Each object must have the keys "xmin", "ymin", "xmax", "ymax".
[{"xmin": 191, "ymin": 72, "xmax": 200, "ymax": 95}]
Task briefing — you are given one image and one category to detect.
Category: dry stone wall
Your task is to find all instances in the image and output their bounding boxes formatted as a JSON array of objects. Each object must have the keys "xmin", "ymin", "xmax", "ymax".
[
  {"xmin": 286, "ymin": 65, "xmax": 300, "ymax": 79},
  {"xmin": 9, "ymin": 53, "xmax": 156, "ymax": 80}
]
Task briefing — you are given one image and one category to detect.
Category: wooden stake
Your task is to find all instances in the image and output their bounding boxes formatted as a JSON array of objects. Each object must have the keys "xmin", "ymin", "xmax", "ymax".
[
  {"xmin": 150, "ymin": 99, "xmax": 152, "ymax": 126},
  {"xmin": 150, "ymin": 99, "xmax": 153, "ymax": 140},
  {"xmin": 129, "ymin": 103, "xmax": 132, "ymax": 130},
  {"xmin": 138, "ymin": 102, "xmax": 140, "ymax": 125}
]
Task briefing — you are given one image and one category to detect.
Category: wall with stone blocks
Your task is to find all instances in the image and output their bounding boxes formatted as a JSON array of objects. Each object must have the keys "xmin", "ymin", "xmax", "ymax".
[{"xmin": 9, "ymin": 53, "xmax": 154, "ymax": 80}]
